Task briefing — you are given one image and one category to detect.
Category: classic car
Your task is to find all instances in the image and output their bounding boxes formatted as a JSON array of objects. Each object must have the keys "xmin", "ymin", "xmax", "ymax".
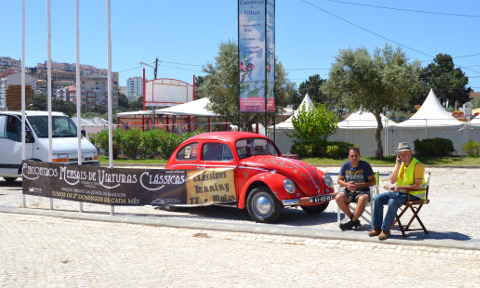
[{"xmin": 165, "ymin": 131, "xmax": 334, "ymax": 223}]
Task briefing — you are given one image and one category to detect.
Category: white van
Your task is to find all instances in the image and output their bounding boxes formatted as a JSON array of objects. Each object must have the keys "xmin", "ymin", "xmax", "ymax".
[{"xmin": 0, "ymin": 111, "xmax": 99, "ymax": 182}]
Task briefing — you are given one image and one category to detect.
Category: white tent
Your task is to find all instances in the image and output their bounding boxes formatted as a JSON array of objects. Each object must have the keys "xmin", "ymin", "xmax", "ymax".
[
  {"xmin": 275, "ymin": 93, "xmax": 314, "ymax": 129},
  {"xmin": 72, "ymin": 117, "xmax": 111, "ymax": 138},
  {"xmin": 395, "ymin": 89, "xmax": 462, "ymax": 127},
  {"xmin": 154, "ymin": 97, "xmax": 218, "ymax": 117},
  {"xmin": 329, "ymin": 111, "xmax": 395, "ymax": 156},
  {"xmin": 387, "ymin": 89, "xmax": 466, "ymax": 155},
  {"xmin": 337, "ymin": 110, "xmax": 395, "ymax": 128}
]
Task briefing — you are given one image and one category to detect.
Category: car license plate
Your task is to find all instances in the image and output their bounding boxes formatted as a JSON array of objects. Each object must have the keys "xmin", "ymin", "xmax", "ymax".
[{"xmin": 310, "ymin": 194, "xmax": 333, "ymax": 203}]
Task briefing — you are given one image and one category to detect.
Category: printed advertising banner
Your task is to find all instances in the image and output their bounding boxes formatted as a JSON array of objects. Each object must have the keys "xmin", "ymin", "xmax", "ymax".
[
  {"xmin": 238, "ymin": 0, "xmax": 275, "ymax": 113},
  {"xmin": 22, "ymin": 161, "xmax": 236, "ymax": 207}
]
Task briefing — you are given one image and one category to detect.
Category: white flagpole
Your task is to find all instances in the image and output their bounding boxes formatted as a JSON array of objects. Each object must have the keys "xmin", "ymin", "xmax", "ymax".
[
  {"xmin": 107, "ymin": 0, "xmax": 113, "ymax": 168},
  {"xmin": 76, "ymin": 0, "xmax": 82, "ymax": 166},
  {"xmin": 21, "ymin": 0, "xmax": 26, "ymax": 161},
  {"xmin": 47, "ymin": 0, "xmax": 53, "ymax": 163}
]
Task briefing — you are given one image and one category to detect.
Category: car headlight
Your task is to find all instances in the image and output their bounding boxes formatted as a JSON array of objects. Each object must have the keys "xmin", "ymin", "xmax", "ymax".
[
  {"xmin": 52, "ymin": 153, "xmax": 69, "ymax": 163},
  {"xmin": 323, "ymin": 174, "xmax": 334, "ymax": 188},
  {"xmin": 283, "ymin": 178, "xmax": 296, "ymax": 194}
]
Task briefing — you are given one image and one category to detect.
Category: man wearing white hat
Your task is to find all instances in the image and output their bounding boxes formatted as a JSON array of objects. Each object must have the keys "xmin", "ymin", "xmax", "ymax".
[{"xmin": 368, "ymin": 142, "xmax": 425, "ymax": 240}]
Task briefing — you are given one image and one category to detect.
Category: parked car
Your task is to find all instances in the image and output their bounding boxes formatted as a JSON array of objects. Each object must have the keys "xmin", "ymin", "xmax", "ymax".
[
  {"xmin": 0, "ymin": 111, "xmax": 99, "ymax": 182},
  {"xmin": 165, "ymin": 131, "xmax": 334, "ymax": 223}
]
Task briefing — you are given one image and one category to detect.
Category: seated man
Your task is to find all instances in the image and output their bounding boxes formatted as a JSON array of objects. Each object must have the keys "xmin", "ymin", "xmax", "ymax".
[
  {"xmin": 368, "ymin": 142, "xmax": 425, "ymax": 240},
  {"xmin": 336, "ymin": 147, "xmax": 376, "ymax": 231}
]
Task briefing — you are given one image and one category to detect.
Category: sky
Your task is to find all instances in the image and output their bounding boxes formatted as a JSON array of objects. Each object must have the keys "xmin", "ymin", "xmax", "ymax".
[{"xmin": 3, "ymin": 0, "xmax": 480, "ymax": 94}]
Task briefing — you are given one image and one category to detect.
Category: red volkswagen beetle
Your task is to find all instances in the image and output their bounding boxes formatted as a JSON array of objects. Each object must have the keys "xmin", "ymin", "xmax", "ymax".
[{"xmin": 165, "ymin": 132, "xmax": 334, "ymax": 223}]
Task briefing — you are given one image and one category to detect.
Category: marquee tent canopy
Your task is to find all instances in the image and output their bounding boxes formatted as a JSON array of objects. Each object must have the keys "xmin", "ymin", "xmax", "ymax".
[
  {"xmin": 395, "ymin": 89, "xmax": 462, "ymax": 127},
  {"xmin": 275, "ymin": 93, "xmax": 314, "ymax": 129},
  {"xmin": 337, "ymin": 111, "xmax": 394, "ymax": 129},
  {"xmin": 153, "ymin": 97, "xmax": 217, "ymax": 117}
]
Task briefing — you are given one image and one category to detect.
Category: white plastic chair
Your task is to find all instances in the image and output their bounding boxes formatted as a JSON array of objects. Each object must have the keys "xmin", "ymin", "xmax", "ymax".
[{"xmin": 336, "ymin": 171, "xmax": 379, "ymax": 225}]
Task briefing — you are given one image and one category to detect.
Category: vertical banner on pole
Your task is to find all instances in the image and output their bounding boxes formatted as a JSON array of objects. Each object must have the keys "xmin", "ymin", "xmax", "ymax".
[
  {"xmin": 266, "ymin": 0, "xmax": 275, "ymax": 112},
  {"xmin": 238, "ymin": 0, "xmax": 275, "ymax": 112}
]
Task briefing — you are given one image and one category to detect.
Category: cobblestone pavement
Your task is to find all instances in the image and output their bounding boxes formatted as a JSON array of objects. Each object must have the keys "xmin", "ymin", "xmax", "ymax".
[
  {"xmin": 1, "ymin": 166, "xmax": 480, "ymax": 287},
  {"xmin": 1, "ymin": 213, "xmax": 480, "ymax": 288}
]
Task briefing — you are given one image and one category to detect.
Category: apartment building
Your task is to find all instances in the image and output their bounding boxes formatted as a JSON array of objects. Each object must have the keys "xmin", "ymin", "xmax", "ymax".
[
  {"xmin": 126, "ymin": 77, "xmax": 143, "ymax": 101},
  {"xmin": 81, "ymin": 73, "xmax": 119, "ymax": 108}
]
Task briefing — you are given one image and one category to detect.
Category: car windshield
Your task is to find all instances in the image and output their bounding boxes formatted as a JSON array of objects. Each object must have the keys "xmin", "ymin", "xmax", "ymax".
[
  {"xmin": 28, "ymin": 115, "xmax": 78, "ymax": 138},
  {"xmin": 235, "ymin": 138, "xmax": 281, "ymax": 159}
]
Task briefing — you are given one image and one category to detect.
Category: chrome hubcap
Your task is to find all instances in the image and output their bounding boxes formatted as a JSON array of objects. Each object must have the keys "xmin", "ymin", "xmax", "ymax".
[{"xmin": 255, "ymin": 195, "xmax": 273, "ymax": 215}]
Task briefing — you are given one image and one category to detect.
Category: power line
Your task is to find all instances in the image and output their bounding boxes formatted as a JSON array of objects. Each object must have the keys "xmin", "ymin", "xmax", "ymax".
[
  {"xmin": 299, "ymin": 0, "xmax": 480, "ymax": 79},
  {"xmin": 325, "ymin": 0, "xmax": 480, "ymax": 18},
  {"xmin": 299, "ymin": 0, "xmax": 434, "ymax": 58}
]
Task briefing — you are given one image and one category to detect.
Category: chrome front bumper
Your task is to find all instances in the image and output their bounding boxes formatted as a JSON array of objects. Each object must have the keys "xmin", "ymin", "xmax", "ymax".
[{"xmin": 282, "ymin": 194, "xmax": 333, "ymax": 206}]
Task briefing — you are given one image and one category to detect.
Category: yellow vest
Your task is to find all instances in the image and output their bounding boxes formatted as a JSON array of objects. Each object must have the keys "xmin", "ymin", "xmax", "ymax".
[{"xmin": 396, "ymin": 157, "xmax": 426, "ymax": 199}]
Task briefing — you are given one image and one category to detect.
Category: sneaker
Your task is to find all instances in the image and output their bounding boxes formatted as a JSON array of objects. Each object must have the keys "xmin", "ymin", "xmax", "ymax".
[
  {"xmin": 353, "ymin": 219, "xmax": 362, "ymax": 230},
  {"xmin": 368, "ymin": 228, "xmax": 382, "ymax": 237},
  {"xmin": 378, "ymin": 230, "xmax": 391, "ymax": 241},
  {"xmin": 339, "ymin": 220, "xmax": 354, "ymax": 231}
]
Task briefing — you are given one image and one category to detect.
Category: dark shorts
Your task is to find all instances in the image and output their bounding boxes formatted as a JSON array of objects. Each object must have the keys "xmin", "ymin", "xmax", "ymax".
[{"xmin": 342, "ymin": 189, "xmax": 371, "ymax": 203}]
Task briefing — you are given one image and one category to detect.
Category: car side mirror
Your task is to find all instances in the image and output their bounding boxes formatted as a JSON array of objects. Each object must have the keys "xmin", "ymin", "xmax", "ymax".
[{"xmin": 25, "ymin": 131, "xmax": 35, "ymax": 143}]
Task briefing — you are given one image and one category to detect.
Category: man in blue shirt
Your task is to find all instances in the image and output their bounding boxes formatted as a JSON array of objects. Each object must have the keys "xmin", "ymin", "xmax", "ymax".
[{"xmin": 336, "ymin": 147, "xmax": 376, "ymax": 230}]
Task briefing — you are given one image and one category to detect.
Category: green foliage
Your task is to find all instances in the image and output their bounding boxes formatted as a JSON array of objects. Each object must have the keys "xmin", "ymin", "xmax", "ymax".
[
  {"xmin": 91, "ymin": 129, "xmax": 201, "ymax": 160},
  {"xmin": 289, "ymin": 103, "xmax": 341, "ymax": 157},
  {"xmin": 141, "ymin": 129, "xmax": 163, "ymax": 159},
  {"xmin": 291, "ymin": 103, "xmax": 338, "ymax": 140},
  {"xmin": 463, "ymin": 139, "xmax": 480, "ymax": 157},
  {"xmin": 29, "ymin": 94, "xmax": 77, "ymax": 117},
  {"xmin": 298, "ymin": 74, "xmax": 336, "ymax": 109},
  {"xmin": 88, "ymin": 132, "xmax": 97, "ymax": 147},
  {"xmin": 94, "ymin": 129, "xmax": 122, "ymax": 159},
  {"xmin": 420, "ymin": 54, "xmax": 470, "ymax": 108},
  {"xmin": 197, "ymin": 40, "xmax": 294, "ymax": 130},
  {"xmin": 326, "ymin": 141, "xmax": 355, "ymax": 159},
  {"xmin": 414, "ymin": 138, "xmax": 455, "ymax": 157},
  {"xmin": 323, "ymin": 44, "xmax": 423, "ymax": 158},
  {"xmin": 472, "ymin": 97, "xmax": 480, "ymax": 109},
  {"xmin": 120, "ymin": 128, "xmax": 143, "ymax": 159}
]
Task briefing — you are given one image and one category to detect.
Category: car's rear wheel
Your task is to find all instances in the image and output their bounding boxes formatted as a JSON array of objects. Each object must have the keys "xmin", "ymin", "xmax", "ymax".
[
  {"xmin": 247, "ymin": 186, "xmax": 282, "ymax": 223},
  {"xmin": 3, "ymin": 177, "xmax": 17, "ymax": 183},
  {"xmin": 301, "ymin": 201, "xmax": 329, "ymax": 214}
]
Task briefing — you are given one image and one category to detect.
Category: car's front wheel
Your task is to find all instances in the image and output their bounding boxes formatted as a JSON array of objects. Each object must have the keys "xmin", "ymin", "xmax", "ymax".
[
  {"xmin": 247, "ymin": 186, "xmax": 282, "ymax": 223},
  {"xmin": 301, "ymin": 201, "xmax": 329, "ymax": 214}
]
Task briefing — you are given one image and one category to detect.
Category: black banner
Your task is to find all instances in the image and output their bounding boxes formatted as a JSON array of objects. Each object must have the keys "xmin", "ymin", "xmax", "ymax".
[{"xmin": 21, "ymin": 161, "xmax": 236, "ymax": 206}]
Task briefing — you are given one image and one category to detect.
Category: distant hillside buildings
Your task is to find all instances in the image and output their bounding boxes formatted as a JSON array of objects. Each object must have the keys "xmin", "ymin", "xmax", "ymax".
[{"xmin": 0, "ymin": 56, "xmax": 119, "ymax": 110}]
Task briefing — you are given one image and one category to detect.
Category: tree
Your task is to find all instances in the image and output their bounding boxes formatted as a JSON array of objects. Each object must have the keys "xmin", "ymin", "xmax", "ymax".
[
  {"xmin": 29, "ymin": 94, "xmax": 77, "ymax": 117},
  {"xmin": 323, "ymin": 44, "xmax": 423, "ymax": 158},
  {"xmin": 420, "ymin": 54, "xmax": 471, "ymax": 107},
  {"xmin": 290, "ymin": 103, "xmax": 338, "ymax": 157},
  {"xmin": 117, "ymin": 92, "xmax": 129, "ymax": 111},
  {"xmin": 298, "ymin": 74, "xmax": 336, "ymax": 109},
  {"xmin": 129, "ymin": 96, "xmax": 144, "ymax": 111},
  {"xmin": 197, "ymin": 40, "xmax": 293, "ymax": 130}
]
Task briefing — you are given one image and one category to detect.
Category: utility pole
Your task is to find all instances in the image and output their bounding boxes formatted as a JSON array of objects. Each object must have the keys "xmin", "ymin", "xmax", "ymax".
[{"xmin": 154, "ymin": 57, "xmax": 158, "ymax": 80}]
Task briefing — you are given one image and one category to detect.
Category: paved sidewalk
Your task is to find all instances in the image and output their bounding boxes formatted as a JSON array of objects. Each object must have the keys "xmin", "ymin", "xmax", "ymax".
[{"xmin": 1, "ymin": 213, "xmax": 480, "ymax": 288}]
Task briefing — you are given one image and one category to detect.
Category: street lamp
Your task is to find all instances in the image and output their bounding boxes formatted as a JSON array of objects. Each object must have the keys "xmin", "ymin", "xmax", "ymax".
[{"xmin": 139, "ymin": 57, "xmax": 158, "ymax": 80}]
